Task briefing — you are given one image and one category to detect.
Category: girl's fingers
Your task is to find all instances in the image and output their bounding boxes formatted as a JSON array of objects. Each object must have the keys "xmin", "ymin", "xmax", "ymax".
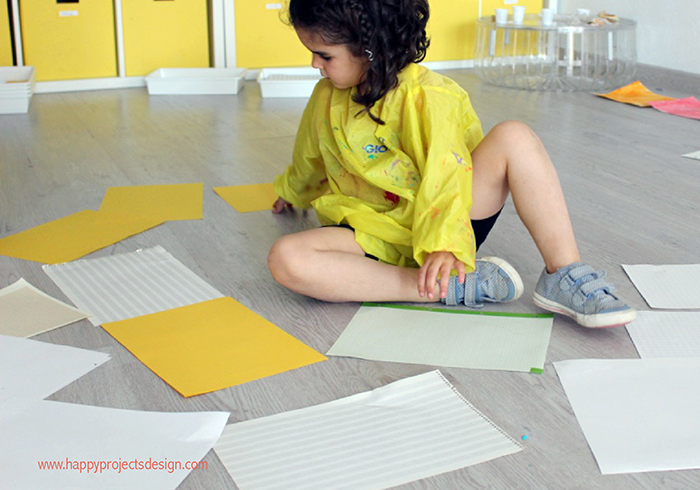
[
  {"xmin": 419, "ymin": 253, "xmax": 464, "ymax": 300},
  {"xmin": 456, "ymin": 261, "xmax": 466, "ymax": 284},
  {"xmin": 417, "ymin": 266, "xmax": 427, "ymax": 297},
  {"xmin": 425, "ymin": 263, "xmax": 439, "ymax": 299},
  {"xmin": 272, "ymin": 198, "xmax": 292, "ymax": 214},
  {"xmin": 439, "ymin": 263, "xmax": 451, "ymax": 298}
]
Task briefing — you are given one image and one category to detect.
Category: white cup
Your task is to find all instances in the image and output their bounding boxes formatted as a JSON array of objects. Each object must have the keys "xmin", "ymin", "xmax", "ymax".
[
  {"xmin": 495, "ymin": 8, "xmax": 508, "ymax": 24},
  {"xmin": 512, "ymin": 5, "xmax": 526, "ymax": 24},
  {"xmin": 544, "ymin": 0, "xmax": 558, "ymax": 14},
  {"xmin": 541, "ymin": 8, "xmax": 554, "ymax": 25},
  {"xmin": 577, "ymin": 8, "xmax": 590, "ymax": 17}
]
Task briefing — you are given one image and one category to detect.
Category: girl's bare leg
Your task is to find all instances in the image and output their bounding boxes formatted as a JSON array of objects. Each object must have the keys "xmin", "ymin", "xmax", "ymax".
[
  {"xmin": 470, "ymin": 120, "xmax": 580, "ymax": 273},
  {"xmin": 268, "ymin": 227, "xmax": 440, "ymax": 303}
]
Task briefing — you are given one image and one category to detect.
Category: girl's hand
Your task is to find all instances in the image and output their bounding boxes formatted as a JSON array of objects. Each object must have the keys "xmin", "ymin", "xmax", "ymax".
[
  {"xmin": 272, "ymin": 197, "xmax": 293, "ymax": 214},
  {"xmin": 417, "ymin": 251, "xmax": 466, "ymax": 300}
]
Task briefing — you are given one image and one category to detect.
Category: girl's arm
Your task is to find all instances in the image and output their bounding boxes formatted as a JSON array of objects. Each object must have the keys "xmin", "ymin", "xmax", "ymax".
[
  {"xmin": 274, "ymin": 84, "xmax": 329, "ymax": 209},
  {"xmin": 410, "ymin": 89, "xmax": 483, "ymax": 296},
  {"xmin": 411, "ymin": 99, "xmax": 477, "ymax": 268}
]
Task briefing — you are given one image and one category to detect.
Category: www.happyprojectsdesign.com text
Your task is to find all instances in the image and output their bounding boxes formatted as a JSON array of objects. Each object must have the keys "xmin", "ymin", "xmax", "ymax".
[{"xmin": 37, "ymin": 458, "xmax": 207, "ymax": 474}]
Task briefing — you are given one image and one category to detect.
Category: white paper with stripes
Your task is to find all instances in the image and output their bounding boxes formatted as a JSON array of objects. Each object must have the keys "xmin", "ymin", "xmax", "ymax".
[
  {"xmin": 214, "ymin": 370, "xmax": 522, "ymax": 490},
  {"xmin": 43, "ymin": 246, "xmax": 223, "ymax": 326}
]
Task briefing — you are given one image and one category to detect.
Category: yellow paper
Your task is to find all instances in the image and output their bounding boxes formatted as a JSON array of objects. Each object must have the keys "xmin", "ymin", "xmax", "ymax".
[
  {"xmin": 102, "ymin": 297, "xmax": 327, "ymax": 397},
  {"xmin": 595, "ymin": 80, "xmax": 676, "ymax": 107},
  {"xmin": 214, "ymin": 183, "xmax": 278, "ymax": 213},
  {"xmin": 0, "ymin": 210, "xmax": 163, "ymax": 264},
  {"xmin": 100, "ymin": 183, "xmax": 204, "ymax": 221}
]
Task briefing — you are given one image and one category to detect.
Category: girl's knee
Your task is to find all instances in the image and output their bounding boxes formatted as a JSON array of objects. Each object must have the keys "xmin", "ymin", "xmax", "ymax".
[
  {"xmin": 268, "ymin": 235, "xmax": 300, "ymax": 285},
  {"xmin": 489, "ymin": 120, "xmax": 538, "ymax": 142}
]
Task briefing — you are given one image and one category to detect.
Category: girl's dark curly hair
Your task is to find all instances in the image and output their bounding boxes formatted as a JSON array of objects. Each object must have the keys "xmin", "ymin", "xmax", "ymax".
[{"xmin": 288, "ymin": 0, "xmax": 430, "ymax": 124}]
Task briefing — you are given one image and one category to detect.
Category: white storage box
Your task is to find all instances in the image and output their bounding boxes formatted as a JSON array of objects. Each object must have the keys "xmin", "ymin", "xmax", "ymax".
[
  {"xmin": 0, "ymin": 66, "xmax": 36, "ymax": 114},
  {"xmin": 0, "ymin": 66, "xmax": 36, "ymax": 85},
  {"xmin": 258, "ymin": 67, "xmax": 322, "ymax": 98},
  {"xmin": 0, "ymin": 96, "xmax": 31, "ymax": 114},
  {"xmin": 146, "ymin": 68, "xmax": 246, "ymax": 95}
]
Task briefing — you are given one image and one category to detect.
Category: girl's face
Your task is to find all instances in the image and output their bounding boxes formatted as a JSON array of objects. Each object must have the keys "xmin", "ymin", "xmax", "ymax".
[{"xmin": 295, "ymin": 28, "xmax": 367, "ymax": 90}]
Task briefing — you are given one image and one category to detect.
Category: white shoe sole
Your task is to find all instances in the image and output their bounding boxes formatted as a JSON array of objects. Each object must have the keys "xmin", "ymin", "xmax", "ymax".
[
  {"xmin": 477, "ymin": 256, "xmax": 524, "ymax": 302},
  {"xmin": 533, "ymin": 292, "xmax": 636, "ymax": 328}
]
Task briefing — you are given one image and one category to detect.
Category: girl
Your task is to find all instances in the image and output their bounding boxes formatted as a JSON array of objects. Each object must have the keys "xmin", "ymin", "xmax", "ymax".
[{"xmin": 268, "ymin": 0, "xmax": 635, "ymax": 328}]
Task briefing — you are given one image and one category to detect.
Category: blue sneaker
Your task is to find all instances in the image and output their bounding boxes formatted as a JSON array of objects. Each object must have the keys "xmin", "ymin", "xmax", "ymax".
[
  {"xmin": 533, "ymin": 263, "xmax": 636, "ymax": 328},
  {"xmin": 443, "ymin": 257, "xmax": 524, "ymax": 307}
]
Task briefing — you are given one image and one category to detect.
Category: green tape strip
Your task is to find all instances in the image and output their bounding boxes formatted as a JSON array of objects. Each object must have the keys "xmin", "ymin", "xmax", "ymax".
[
  {"xmin": 530, "ymin": 368, "xmax": 544, "ymax": 374},
  {"xmin": 361, "ymin": 302, "xmax": 554, "ymax": 319}
]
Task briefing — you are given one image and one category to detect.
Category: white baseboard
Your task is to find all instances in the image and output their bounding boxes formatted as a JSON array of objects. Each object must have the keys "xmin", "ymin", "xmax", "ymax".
[{"xmin": 422, "ymin": 59, "xmax": 475, "ymax": 70}]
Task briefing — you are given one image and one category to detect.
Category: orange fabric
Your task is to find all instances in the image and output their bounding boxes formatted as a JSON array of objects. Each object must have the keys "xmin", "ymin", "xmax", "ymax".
[{"xmin": 595, "ymin": 80, "xmax": 675, "ymax": 107}]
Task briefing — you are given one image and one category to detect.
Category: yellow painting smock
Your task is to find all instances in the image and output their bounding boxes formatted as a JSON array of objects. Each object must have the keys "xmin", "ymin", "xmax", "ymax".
[{"xmin": 274, "ymin": 64, "xmax": 483, "ymax": 271}]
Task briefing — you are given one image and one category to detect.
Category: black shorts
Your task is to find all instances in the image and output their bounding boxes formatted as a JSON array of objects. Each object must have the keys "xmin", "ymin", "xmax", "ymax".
[{"xmin": 331, "ymin": 207, "xmax": 502, "ymax": 260}]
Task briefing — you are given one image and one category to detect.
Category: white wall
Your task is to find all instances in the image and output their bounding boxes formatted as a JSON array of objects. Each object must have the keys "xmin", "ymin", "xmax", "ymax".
[{"xmin": 558, "ymin": 0, "xmax": 700, "ymax": 75}]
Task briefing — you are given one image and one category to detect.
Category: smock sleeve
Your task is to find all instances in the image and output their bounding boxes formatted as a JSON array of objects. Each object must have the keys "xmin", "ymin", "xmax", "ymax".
[
  {"xmin": 273, "ymin": 84, "xmax": 330, "ymax": 209},
  {"xmin": 408, "ymin": 87, "xmax": 483, "ymax": 271}
]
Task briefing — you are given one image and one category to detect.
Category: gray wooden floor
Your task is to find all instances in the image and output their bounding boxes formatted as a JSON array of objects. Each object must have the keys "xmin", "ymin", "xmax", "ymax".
[{"xmin": 1, "ymin": 63, "xmax": 699, "ymax": 489}]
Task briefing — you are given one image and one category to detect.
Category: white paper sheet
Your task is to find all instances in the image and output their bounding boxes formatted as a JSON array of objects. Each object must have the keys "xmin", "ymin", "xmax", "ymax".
[
  {"xmin": 682, "ymin": 150, "xmax": 700, "ymax": 160},
  {"xmin": 43, "ymin": 246, "xmax": 223, "ymax": 326},
  {"xmin": 0, "ymin": 335, "xmax": 110, "ymax": 404},
  {"xmin": 622, "ymin": 264, "xmax": 700, "ymax": 309},
  {"xmin": 215, "ymin": 370, "xmax": 522, "ymax": 490},
  {"xmin": 0, "ymin": 399, "xmax": 229, "ymax": 490},
  {"xmin": 327, "ymin": 304, "xmax": 553, "ymax": 373},
  {"xmin": 627, "ymin": 310, "xmax": 700, "ymax": 358},
  {"xmin": 554, "ymin": 358, "xmax": 700, "ymax": 475},
  {"xmin": 0, "ymin": 279, "xmax": 90, "ymax": 337}
]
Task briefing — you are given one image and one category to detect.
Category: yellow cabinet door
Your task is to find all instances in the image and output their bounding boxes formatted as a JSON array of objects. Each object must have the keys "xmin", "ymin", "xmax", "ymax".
[
  {"xmin": 481, "ymin": 0, "xmax": 542, "ymax": 18},
  {"xmin": 122, "ymin": 0, "xmax": 210, "ymax": 76},
  {"xmin": 425, "ymin": 0, "xmax": 480, "ymax": 62},
  {"xmin": 235, "ymin": 1, "xmax": 308, "ymax": 69},
  {"xmin": 20, "ymin": 0, "xmax": 117, "ymax": 81},
  {"xmin": 1, "ymin": 0, "xmax": 12, "ymax": 65}
]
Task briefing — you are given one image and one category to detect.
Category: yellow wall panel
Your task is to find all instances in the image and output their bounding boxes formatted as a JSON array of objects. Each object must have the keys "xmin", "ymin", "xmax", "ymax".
[
  {"xmin": 235, "ymin": 1, "xmax": 308, "ymax": 69},
  {"xmin": 20, "ymin": 0, "xmax": 117, "ymax": 81},
  {"xmin": 122, "ymin": 0, "xmax": 210, "ymax": 76},
  {"xmin": 425, "ymin": 0, "xmax": 479, "ymax": 62},
  {"xmin": 481, "ymin": 0, "xmax": 543, "ymax": 18},
  {"xmin": 1, "ymin": 0, "xmax": 12, "ymax": 65}
]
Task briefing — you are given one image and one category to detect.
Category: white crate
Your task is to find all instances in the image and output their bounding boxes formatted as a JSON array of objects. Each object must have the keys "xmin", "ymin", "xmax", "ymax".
[
  {"xmin": 0, "ymin": 88, "xmax": 33, "ymax": 96},
  {"xmin": 0, "ymin": 66, "xmax": 35, "ymax": 85},
  {"xmin": 258, "ymin": 67, "xmax": 322, "ymax": 98},
  {"xmin": 146, "ymin": 68, "xmax": 246, "ymax": 95},
  {"xmin": 0, "ymin": 95, "xmax": 31, "ymax": 114},
  {"xmin": 0, "ymin": 67, "xmax": 35, "ymax": 114}
]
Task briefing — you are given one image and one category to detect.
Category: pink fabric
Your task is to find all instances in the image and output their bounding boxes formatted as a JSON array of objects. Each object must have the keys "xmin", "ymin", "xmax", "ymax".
[{"xmin": 649, "ymin": 97, "xmax": 700, "ymax": 120}]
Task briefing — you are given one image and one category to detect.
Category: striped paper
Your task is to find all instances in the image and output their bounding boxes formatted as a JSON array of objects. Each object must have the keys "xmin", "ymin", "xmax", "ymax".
[
  {"xmin": 43, "ymin": 246, "xmax": 223, "ymax": 326},
  {"xmin": 214, "ymin": 370, "xmax": 522, "ymax": 490}
]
